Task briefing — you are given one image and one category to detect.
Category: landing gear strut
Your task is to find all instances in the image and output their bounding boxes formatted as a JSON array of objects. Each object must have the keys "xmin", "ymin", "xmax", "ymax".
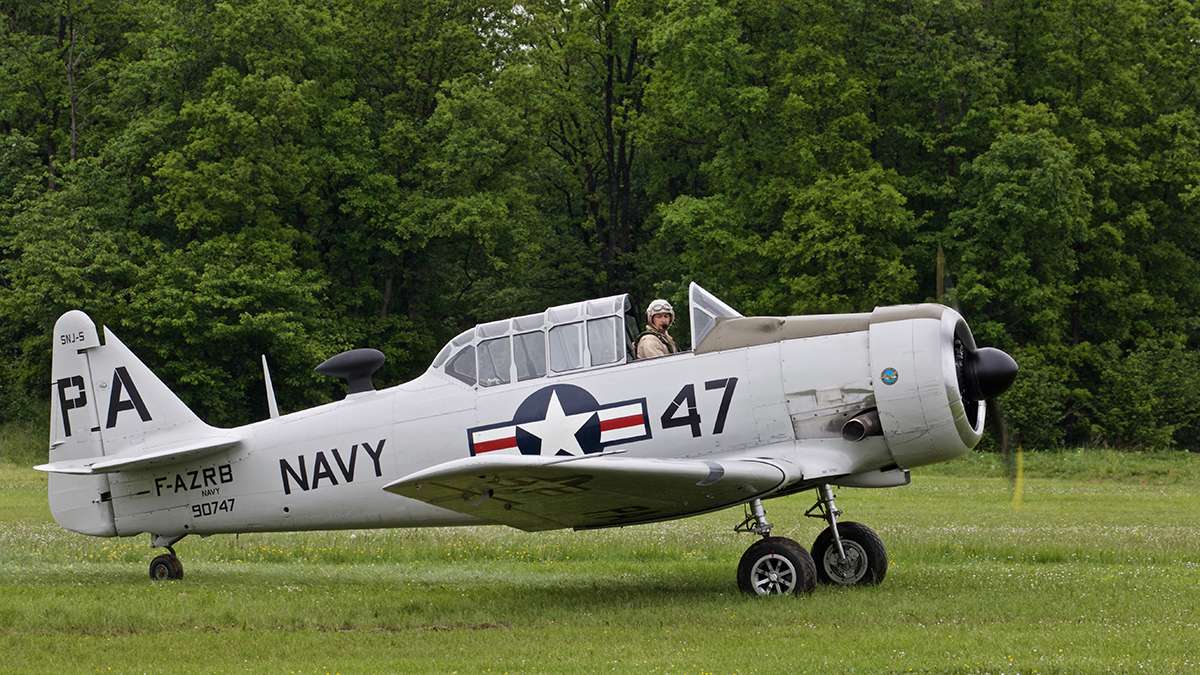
[
  {"xmin": 734, "ymin": 487, "xmax": 889, "ymax": 595},
  {"xmin": 734, "ymin": 498, "xmax": 816, "ymax": 596},
  {"xmin": 806, "ymin": 485, "xmax": 887, "ymax": 586},
  {"xmin": 148, "ymin": 535, "xmax": 185, "ymax": 581}
]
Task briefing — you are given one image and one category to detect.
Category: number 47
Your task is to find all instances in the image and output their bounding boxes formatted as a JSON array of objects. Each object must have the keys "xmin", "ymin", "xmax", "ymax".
[{"xmin": 660, "ymin": 378, "xmax": 739, "ymax": 438}]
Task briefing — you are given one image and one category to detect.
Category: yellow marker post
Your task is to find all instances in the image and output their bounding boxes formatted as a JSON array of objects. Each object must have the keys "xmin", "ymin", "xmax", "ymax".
[{"xmin": 1011, "ymin": 445, "xmax": 1024, "ymax": 511}]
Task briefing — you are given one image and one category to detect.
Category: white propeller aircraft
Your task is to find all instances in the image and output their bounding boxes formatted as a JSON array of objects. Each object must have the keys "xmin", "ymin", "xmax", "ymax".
[{"xmin": 37, "ymin": 283, "xmax": 1017, "ymax": 595}]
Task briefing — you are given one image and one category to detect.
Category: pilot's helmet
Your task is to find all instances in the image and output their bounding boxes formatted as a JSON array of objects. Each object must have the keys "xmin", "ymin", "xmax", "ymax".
[{"xmin": 646, "ymin": 299, "xmax": 675, "ymax": 323}]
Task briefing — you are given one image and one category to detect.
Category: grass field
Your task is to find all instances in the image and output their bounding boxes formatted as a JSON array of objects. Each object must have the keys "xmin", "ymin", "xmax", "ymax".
[{"xmin": 1, "ymin": 449, "xmax": 1198, "ymax": 672}]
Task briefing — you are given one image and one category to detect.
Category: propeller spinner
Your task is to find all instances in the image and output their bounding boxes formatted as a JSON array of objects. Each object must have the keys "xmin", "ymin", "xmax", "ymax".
[{"xmin": 962, "ymin": 346, "xmax": 1019, "ymax": 401}]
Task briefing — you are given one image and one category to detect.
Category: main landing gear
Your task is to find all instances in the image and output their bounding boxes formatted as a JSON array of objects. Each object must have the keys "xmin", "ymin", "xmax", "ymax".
[
  {"xmin": 734, "ymin": 486, "xmax": 887, "ymax": 596},
  {"xmin": 148, "ymin": 535, "xmax": 185, "ymax": 581}
]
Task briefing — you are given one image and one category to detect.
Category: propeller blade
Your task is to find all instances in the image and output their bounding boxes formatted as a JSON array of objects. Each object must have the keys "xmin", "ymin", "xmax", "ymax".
[
  {"xmin": 993, "ymin": 397, "xmax": 1013, "ymax": 481},
  {"xmin": 1012, "ymin": 444, "xmax": 1025, "ymax": 511},
  {"xmin": 992, "ymin": 397, "xmax": 1025, "ymax": 508}
]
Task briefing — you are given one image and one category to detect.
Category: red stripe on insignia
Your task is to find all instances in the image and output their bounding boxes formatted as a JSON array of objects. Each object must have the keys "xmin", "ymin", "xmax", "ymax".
[
  {"xmin": 599, "ymin": 414, "xmax": 644, "ymax": 432},
  {"xmin": 474, "ymin": 436, "xmax": 518, "ymax": 453}
]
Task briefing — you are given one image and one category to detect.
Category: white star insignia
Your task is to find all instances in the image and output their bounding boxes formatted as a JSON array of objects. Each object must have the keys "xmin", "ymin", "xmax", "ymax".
[{"xmin": 517, "ymin": 390, "xmax": 595, "ymax": 455}]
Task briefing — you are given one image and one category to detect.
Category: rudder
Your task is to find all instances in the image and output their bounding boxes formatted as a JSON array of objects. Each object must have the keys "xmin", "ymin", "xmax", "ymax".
[{"xmin": 48, "ymin": 311, "xmax": 114, "ymax": 535}]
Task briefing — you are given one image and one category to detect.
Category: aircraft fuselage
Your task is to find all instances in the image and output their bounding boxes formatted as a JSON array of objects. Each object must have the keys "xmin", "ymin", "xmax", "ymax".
[{"xmin": 104, "ymin": 330, "xmax": 890, "ymax": 539}]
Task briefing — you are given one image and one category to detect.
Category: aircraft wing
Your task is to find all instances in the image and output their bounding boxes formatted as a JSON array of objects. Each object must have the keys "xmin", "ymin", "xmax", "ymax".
[
  {"xmin": 382, "ymin": 453, "xmax": 788, "ymax": 531},
  {"xmin": 34, "ymin": 435, "xmax": 240, "ymax": 475}
]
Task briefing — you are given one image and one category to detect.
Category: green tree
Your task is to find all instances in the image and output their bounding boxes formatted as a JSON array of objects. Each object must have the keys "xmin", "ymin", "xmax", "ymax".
[
  {"xmin": 949, "ymin": 109, "xmax": 1092, "ymax": 348},
  {"xmin": 643, "ymin": 0, "xmax": 917, "ymax": 317}
]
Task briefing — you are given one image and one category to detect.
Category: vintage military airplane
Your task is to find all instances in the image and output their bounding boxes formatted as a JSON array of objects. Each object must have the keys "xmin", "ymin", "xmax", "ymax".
[{"xmin": 37, "ymin": 283, "xmax": 1016, "ymax": 595}]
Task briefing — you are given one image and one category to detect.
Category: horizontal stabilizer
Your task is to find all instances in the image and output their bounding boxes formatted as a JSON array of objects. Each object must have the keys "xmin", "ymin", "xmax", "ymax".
[
  {"xmin": 383, "ymin": 453, "xmax": 787, "ymax": 532},
  {"xmin": 35, "ymin": 435, "xmax": 240, "ymax": 475}
]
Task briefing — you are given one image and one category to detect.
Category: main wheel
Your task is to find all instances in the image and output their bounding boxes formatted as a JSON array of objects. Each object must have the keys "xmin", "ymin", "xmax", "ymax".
[
  {"xmin": 168, "ymin": 554, "xmax": 184, "ymax": 579},
  {"xmin": 736, "ymin": 536, "xmax": 817, "ymax": 596},
  {"xmin": 149, "ymin": 554, "xmax": 183, "ymax": 581},
  {"xmin": 811, "ymin": 521, "xmax": 887, "ymax": 586}
]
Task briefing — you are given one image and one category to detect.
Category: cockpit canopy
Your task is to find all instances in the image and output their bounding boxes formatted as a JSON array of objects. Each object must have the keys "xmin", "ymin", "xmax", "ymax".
[
  {"xmin": 429, "ymin": 283, "xmax": 743, "ymax": 387},
  {"xmin": 431, "ymin": 294, "xmax": 635, "ymax": 387}
]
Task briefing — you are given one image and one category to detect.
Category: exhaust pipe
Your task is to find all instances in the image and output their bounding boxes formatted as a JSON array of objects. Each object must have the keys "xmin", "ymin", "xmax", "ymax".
[{"xmin": 841, "ymin": 409, "xmax": 882, "ymax": 442}]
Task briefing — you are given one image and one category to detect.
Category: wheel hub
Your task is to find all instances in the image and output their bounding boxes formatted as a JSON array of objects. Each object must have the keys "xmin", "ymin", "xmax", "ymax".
[
  {"xmin": 822, "ymin": 540, "xmax": 868, "ymax": 584},
  {"xmin": 751, "ymin": 554, "xmax": 797, "ymax": 595}
]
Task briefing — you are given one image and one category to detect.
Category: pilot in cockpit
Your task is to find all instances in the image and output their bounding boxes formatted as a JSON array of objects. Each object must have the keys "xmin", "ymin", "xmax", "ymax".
[{"xmin": 636, "ymin": 299, "xmax": 678, "ymax": 359}]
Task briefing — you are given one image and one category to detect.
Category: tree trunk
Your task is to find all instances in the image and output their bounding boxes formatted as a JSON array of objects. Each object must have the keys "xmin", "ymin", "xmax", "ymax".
[
  {"xmin": 602, "ymin": 0, "xmax": 619, "ymax": 289},
  {"xmin": 380, "ymin": 273, "xmax": 393, "ymax": 319},
  {"xmin": 59, "ymin": 4, "xmax": 81, "ymax": 162},
  {"xmin": 617, "ymin": 37, "xmax": 638, "ymax": 275}
]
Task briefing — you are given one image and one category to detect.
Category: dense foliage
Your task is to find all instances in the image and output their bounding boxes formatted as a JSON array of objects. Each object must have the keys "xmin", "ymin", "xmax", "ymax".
[{"xmin": 1, "ymin": 0, "xmax": 1197, "ymax": 449}]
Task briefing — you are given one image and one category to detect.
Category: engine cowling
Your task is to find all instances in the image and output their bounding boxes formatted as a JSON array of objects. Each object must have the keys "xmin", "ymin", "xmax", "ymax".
[{"xmin": 866, "ymin": 305, "xmax": 1011, "ymax": 469}]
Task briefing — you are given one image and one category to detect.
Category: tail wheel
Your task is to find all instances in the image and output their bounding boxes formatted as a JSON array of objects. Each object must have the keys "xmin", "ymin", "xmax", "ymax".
[
  {"xmin": 736, "ymin": 536, "xmax": 817, "ymax": 596},
  {"xmin": 811, "ymin": 521, "xmax": 887, "ymax": 586}
]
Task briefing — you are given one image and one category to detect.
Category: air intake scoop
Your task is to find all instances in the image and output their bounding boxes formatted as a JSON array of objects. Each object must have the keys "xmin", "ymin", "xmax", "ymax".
[{"xmin": 315, "ymin": 348, "xmax": 385, "ymax": 394}]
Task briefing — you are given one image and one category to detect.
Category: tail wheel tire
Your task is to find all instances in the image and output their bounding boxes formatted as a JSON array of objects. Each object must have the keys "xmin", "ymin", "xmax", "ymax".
[
  {"xmin": 736, "ymin": 536, "xmax": 817, "ymax": 596},
  {"xmin": 149, "ymin": 554, "xmax": 183, "ymax": 581},
  {"xmin": 811, "ymin": 521, "xmax": 887, "ymax": 586}
]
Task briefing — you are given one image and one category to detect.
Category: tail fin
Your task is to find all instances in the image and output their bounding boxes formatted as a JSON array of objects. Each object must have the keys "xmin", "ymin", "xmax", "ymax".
[
  {"xmin": 46, "ymin": 310, "xmax": 221, "ymax": 535},
  {"xmin": 51, "ymin": 311, "xmax": 210, "ymax": 453}
]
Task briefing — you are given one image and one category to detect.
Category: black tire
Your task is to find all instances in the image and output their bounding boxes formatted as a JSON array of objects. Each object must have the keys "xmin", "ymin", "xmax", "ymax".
[
  {"xmin": 168, "ymin": 555, "xmax": 184, "ymax": 580},
  {"xmin": 149, "ymin": 554, "xmax": 182, "ymax": 581},
  {"xmin": 736, "ymin": 536, "xmax": 817, "ymax": 596},
  {"xmin": 811, "ymin": 521, "xmax": 887, "ymax": 586}
]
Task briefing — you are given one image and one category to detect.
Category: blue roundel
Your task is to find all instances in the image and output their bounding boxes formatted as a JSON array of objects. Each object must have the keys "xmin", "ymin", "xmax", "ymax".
[
  {"xmin": 880, "ymin": 368, "xmax": 899, "ymax": 386},
  {"xmin": 512, "ymin": 384, "xmax": 602, "ymax": 455}
]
